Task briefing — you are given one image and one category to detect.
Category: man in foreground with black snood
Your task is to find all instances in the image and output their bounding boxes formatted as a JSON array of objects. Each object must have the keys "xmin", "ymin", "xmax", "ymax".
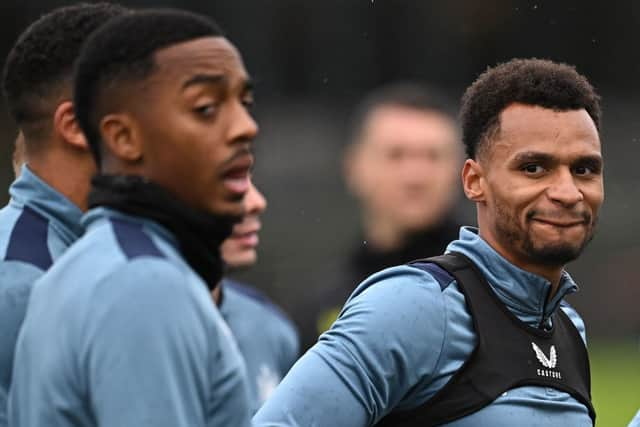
[{"xmin": 9, "ymin": 9, "xmax": 257, "ymax": 427}]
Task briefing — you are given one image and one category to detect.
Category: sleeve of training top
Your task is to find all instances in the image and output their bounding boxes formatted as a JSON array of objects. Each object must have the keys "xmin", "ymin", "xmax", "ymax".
[
  {"xmin": 0, "ymin": 261, "xmax": 43, "ymax": 426},
  {"xmin": 253, "ymin": 266, "xmax": 447, "ymax": 427},
  {"xmin": 85, "ymin": 259, "xmax": 246, "ymax": 427},
  {"xmin": 628, "ymin": 409, "xmax": 640, "ymax": 427}
]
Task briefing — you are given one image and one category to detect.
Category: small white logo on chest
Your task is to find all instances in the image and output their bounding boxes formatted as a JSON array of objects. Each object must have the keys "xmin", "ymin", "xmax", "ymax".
[
  {"xmin": 532, "ymin": 342, "xmax": 562, "ymax": 379},
  {"xmin": 532, "ymin": 342, "xmax": 557, "ymax": 368}
]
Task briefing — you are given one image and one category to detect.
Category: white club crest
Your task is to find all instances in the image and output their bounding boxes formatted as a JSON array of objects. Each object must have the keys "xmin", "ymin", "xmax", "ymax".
[
  {"xmin": 257, "ymin": 364, "xmax": 281, "ymax": 404},
  {"xmin": 532, "ymin": 342, "xmax": 557, "ymax": 369}
]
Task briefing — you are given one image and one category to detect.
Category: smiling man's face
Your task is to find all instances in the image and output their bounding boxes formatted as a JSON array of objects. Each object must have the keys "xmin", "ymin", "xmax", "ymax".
[
  {"xmin": 221, "ymin": 180, "xmax": 266, "ymax": 268},
  {"xmin": 473, "ymin": 103, "xmax": 604, "ymax": 269}
]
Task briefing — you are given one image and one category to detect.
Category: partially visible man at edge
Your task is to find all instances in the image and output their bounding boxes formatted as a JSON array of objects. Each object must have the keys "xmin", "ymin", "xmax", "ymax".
[
  {"xmin": 9, "ymin": 9, "xmax": 256, "ymax": 426},
  {"xmin": 0, "ymin": 4, "xmax": 127, "ymax": 425},
  {"xmin": 12, "ymin": 92, "xmax": 299, "ymax": 419},
  {"xmin": 254, "ymin": 58, "xmax": 603, "ymax": 426},
  {"xmin": 301, "ymin": 83, "xmax": 463, "ymax": 347},
  {"xmin": 215, "ymin": 181, "xmax": 299, "ymax": 412}
]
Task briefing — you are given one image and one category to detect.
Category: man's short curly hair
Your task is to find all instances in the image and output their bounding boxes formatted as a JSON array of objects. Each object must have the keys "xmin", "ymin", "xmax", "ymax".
[
  {"xmin": 2, "ymin": 3, "xmax": 128, "ymax": 136},
  {"xmin": 459, "ymin": 58, "xmax": 601, "ymax": 159},
  {"xmin": 73, "ymin": 8, "xmax": 224, "ymax": 166}
]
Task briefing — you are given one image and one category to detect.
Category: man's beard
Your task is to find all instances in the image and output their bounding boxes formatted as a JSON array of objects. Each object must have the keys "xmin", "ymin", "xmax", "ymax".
[{"xmin": 493, "ymin": 200, "xmax": 597, "ymax": 268}]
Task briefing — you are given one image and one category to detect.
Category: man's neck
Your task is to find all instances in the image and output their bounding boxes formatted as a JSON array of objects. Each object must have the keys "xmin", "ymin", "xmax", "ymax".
[
  {"xmin": 477, "ymin": 227, "xmax": 563, "ymax": 299},
  {"xmin": 27, "ymin": 147, "xmax": 94, "ymax": 212}
]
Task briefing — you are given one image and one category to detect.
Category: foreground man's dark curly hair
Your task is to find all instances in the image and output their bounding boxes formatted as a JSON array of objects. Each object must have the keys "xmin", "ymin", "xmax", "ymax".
[{"xmin": 459, "ymin": 58, "xmax": 601, "ymax": 159}]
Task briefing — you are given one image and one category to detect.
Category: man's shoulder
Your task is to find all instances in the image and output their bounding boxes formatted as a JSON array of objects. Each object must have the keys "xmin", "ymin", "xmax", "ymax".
[
  {"xmin": 104, "ymin": 216, "xmax": 167, "ymax": 261},
  {"xmin": 65, "ymin": 216, "xmax": 175, "ymax": 272},
  {"xmin": 559, "ymin": 300, "xmax": 587, "ymax": 342},
  {"xmin": 0, "ymin": 201, "xmax": 23, "ymax": 245},
  {"xmin": 36, "ymin": 219, "xmax": 197, "ymax": 306},
  {"xmin": 0, "ymin": 201, "xmax": 47, "ymax": 287},
  {"xmin": 331, "ymin": 264, "xmax": 453, "ymax": 345},
  {"xmin": 224, "ymin": 280, "xmax": 296, "ymax": 332},
  {"xmin": 0, "ymin": 202, "xmax": 52, "ymax": 272},
  {"xmin": 349, "ymin": 262, "xmax": 457, "ymax": 303}
]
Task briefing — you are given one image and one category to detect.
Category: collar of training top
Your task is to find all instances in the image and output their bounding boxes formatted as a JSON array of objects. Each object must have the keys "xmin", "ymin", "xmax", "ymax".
[
  {"xmin": 446, "ymin": 227, "xmax": 578, "ymax": 320},
  {"xmin": 88, "ymin": 174, "xmax": 237, "ymax": 290},
  {"xmin": 10, "ymin": 164, "xmax": 85, "ymax": 243}
]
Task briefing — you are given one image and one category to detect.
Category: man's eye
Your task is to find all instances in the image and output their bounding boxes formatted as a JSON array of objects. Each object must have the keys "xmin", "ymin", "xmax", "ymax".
[
  {"xmin": 522, "ymin": 164, "xmax": 545, "ymax": 174},
  {"xmin": 574, "ymin": 165, "xmax": 593, "ymax": 175},
  {"xmin": 194, "ymin": 104, "xmax": 216, "ymax": 117}
]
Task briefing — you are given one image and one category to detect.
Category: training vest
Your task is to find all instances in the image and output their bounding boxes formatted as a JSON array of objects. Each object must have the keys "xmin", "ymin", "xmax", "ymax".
[{"xmin": 377, "ymin": 252, "xmax": 595, "ymax": 427}]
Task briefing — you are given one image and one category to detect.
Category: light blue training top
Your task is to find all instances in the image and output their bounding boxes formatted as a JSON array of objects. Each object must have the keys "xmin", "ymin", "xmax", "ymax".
[
  {"xmin": 629, "ymin": 409, "xmax": 640, "ymax": 427},
  {"xmin": 9, "ymin": 207, "xmax": 252, "ymax": 427},
  {"xmin": 219, "ymin": 279, "xmax": 299, "ymax": 412},
  {"xmin": 253, "ymin": 227, "xmax": 592, "ymax": 426},
  {"xmin": 0, "ymin": 165, "xmax": 83, "ymax": 426}
]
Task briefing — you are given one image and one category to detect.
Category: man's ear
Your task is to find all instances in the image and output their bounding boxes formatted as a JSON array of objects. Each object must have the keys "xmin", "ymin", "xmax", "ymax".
[
  {"xmin": 53, "ymin": 101, "xmax": 88, "ymax": 150},
  {"xmin": 462, "ymin": 158, "xmax": 486, "ymax": 202},
  {"xmin": 100, "ymin": 113, "xmax": 143, "ymax": 163}
]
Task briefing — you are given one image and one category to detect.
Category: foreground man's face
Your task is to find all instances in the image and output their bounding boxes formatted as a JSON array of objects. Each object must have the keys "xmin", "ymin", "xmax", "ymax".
[
  {"xmin": 135, "ymin": 36, "xmax": 258, "ymax": 217},
  {"xmin": 477, "ymin": 103, "xmax": 603, "ymax": 269}
]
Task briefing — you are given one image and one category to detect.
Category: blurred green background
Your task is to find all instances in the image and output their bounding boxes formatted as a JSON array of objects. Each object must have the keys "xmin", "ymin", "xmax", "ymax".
[{"xmin": 591, "ymin": 340, "xmax": 639, "ymax": 426}]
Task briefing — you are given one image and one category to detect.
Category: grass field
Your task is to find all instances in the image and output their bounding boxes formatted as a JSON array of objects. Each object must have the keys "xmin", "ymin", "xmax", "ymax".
[{"xmin": 590, "ymin": 339, "xmax": 639, "ymax": 426}]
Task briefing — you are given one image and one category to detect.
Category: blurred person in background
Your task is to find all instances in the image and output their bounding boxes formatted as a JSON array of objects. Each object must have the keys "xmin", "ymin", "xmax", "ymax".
[
  {"xmin": 0, "ymin": 4, "xmax": 127, "ymax": 425},
  {"xmin": 215, "ymin": 180, "xmax": 300, "ymax": 412},
  {"xmin": 10, "ymin": 9, "xmax": 256, "ymax": 426},
  {"xmin": 254, "ymin": 58, "xmax": 602, "ymax": 426},
  {"xmin": 301, "ymin": 83, "xmax": 464, "ymax": 347}
]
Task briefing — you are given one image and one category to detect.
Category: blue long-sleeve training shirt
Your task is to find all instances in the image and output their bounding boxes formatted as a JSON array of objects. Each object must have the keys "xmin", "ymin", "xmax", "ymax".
[
  {"xmin": 629, "ymin": 409, "xmax": 640, "ymax": 427},
  {"xmin": 219, "ymin": 279, "xmax": 299, "ymax": 412},
  {"xmin": 0, "ymin": 165, "xmax": 83, "ymax": 426},
  {"xmin": 9, "ymin": 207, "xmax": 252, "ymax": 427},
  {"xmin": 253, "ymin": 227, "xmax": 592, "ymax": 426}
]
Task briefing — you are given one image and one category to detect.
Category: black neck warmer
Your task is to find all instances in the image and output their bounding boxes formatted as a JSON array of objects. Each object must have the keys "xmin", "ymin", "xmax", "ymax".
[{"xmin": 88, "ymin": 174, "xmax": 237, "ymax": 290}]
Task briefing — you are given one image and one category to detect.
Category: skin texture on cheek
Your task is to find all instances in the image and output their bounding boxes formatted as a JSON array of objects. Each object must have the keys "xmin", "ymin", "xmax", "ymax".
[
  {"xmin": 476, "ymin": 105, "xmax": 603, "ymax": 275},
  {"xmin": 487, "ymin": 168, "xmax": 596, "ymax": 268}
]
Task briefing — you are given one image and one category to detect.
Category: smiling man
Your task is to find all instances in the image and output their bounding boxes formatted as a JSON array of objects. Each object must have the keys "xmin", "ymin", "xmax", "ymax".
[
  {"xmin": 254, "ymin": 58, "xmax": 603, "ymax": 426},
  {"xmin": 215, "ymin": 181, "xmax": 299, "ymax": 412},
  {"xmin": 9, "ymin": 9, "xmax": 256, "ymax": 427}
]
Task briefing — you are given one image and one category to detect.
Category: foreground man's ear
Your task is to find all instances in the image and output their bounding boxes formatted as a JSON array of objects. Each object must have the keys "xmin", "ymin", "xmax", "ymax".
[
  {"xmin": 462, "ymin": 158, "xmax": 486, "ymax": 203},
  {"xmin": 100, "ymin": 113, "xmax": 144, "ymax": 163}
]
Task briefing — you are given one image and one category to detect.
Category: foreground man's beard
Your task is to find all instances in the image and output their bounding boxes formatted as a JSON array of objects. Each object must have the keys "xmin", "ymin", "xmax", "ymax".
[{"xmin": 494, "ymin": 202, "xmax": 597, "ymax": 268}]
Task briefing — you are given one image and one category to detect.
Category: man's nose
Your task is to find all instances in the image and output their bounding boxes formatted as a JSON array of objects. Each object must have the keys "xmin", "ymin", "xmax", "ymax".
[
  {"xmin": 546, "ymin": 168, "xmax": 583, "ymax": 207},
  {"xmin": 228, "ymin": 101, "xmax": 259, "ymax": 143}
]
